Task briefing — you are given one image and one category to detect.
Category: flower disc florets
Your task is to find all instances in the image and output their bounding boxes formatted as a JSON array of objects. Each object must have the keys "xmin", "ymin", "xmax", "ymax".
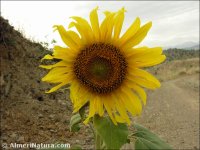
[{"xmin": 73, "ymin": 43, "xmax": 127, "ymax": 94}]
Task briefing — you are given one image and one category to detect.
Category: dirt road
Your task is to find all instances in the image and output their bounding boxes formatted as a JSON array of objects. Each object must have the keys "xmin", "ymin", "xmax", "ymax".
[{"xmin": 135, "ymin": 74, "xmax": 199, "ymax": 149}]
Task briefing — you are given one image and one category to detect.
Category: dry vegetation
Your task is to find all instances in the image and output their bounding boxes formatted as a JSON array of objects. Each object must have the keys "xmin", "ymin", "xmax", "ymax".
[
  {"xmin": 0, "ymin": 17, "xmax": 199, "ymax": 149},
  {"xmin": 148, "ymin": 58, "xmax": 199, "ymax": 82}
]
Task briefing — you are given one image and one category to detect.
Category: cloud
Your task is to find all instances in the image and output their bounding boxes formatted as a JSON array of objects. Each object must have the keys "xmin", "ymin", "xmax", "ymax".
[{"xmin": 1, "ymin": 1, "xmax": 199, "ymax": 48}]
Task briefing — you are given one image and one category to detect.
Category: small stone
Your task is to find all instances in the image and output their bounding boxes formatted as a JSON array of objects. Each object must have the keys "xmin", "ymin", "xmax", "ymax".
[
  {"xmin": 58, "ymin": 100, "xmax": 66, "ymax": 105},
  {"xmin": 26, "ymin": 119, "xmax": 34, "ymax": 126},
  {"xmin": 1, "ymin": 135, "xmax": 8, "ymax": 141},
  {"xmin": 47, "ymin": 124, "xmax": 54, "ymax": 129},
  {"xmin": 39, "ymin": 126, "xmax": 44, "ymax": 129},
  {"xmin": 49, "ymin": 114, "xmax": 55, "ymax": 119},
  {"xmin": 50, "ymin": 129, "xmax": 57, "ymax": 133},
  {"xmin": 38, "ymin": 114, "xmax": 43, "ymax": 118},
  {"xmin": 120, "ymin": 143, "xmax": 135, "ymax": 150},
  {"xmin": 17, "ymin": 136, "xmax": 25, "ymax": 143},
  {"xmin": 10, "ymin": 133, "xmax": 17, "ymax": 139},
  {"xmin": 76, "ymin": 140, "xmax": 80, "ymax": 143}
]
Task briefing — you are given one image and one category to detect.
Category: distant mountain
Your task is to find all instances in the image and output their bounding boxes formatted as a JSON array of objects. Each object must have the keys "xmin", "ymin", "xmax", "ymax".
[
  {"xmin": 174, "ymin": 41, "xmax": 198, "ymax": 49},
  {"xmin": 165, "ymin": 41, "xmax": 199, "ymax": 50},
  {"xmin": 185, "ymin": 44, "xmax": 199, "ymax": 50}
]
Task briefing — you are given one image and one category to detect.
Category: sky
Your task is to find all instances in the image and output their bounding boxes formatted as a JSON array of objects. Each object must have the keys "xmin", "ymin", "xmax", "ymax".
[{"xmin": 1, "ymin": 1, "xmax": 199, "ymax": 49}]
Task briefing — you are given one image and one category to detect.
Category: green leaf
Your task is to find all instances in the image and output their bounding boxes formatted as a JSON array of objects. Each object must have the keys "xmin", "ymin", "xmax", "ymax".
[
  {"xmin": 70, "ymin": 124, "xmax": 80, "ymax": 132},
  {"xmin": 70, "ymin": 113, "xmax": 81, "ymax": 132},
  {"xmin": 94, "ymin": 115, "xmax": 128, "ymax": 150},
  {"xmin": 79, "ymin": 104, "xmax": 87, "ymax": 119},
  {"xmin": 133, "ymin": 123, "xmax": 173, "ymax": 150}
]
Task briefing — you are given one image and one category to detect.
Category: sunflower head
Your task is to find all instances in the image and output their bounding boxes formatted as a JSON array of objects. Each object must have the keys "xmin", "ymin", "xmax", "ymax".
[{"xmin": 40, "ymin": 7, "xmax": 166, "ymax": 125}]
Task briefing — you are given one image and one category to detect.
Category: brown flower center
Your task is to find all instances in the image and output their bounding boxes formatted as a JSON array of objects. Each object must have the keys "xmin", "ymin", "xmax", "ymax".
[{"xmin": 73, "ymin": 43, "xmax": 127, "ymax": 94}]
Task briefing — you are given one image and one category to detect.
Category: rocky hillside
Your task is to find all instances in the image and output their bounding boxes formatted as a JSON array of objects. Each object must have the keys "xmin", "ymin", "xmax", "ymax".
[
  {"xmin": 1, "ymin": 17, "xmax": 51, "ymax": 100},
  {"xmin": 0, "ymin": 17, "xmax": 93, "ymax": 148}
]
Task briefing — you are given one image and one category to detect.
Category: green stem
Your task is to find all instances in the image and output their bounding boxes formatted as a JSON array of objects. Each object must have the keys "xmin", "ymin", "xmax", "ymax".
[
  {"xmin": 95, "ymin": 132, "xmax": 101, "ymax": 150},
  {"xmin": 93, "ymin": 116, "xmax": 102, "ymax": 150}
]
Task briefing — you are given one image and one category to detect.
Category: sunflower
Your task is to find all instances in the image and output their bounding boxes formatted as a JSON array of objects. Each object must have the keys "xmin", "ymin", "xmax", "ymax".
[{"xmin": 40, "ymin": 7, "xmax": 166, "ymax": 125}]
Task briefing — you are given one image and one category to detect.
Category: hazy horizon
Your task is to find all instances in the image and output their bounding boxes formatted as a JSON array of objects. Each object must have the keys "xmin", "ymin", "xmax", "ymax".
[{"xmin": 1, "ymin": 1, "xmax": 199, "ymax": 49}]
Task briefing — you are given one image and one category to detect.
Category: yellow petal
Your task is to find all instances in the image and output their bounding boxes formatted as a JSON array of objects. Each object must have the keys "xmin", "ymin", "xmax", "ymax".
[
  {"xmin": 68, "ymin": 22, "xmax": 89, "ymax": 44},
  {"xmin": 53, "ymin": 25, "xmax": 79, "ymax": 49},
  {"xmin": 40, "ymin": 46, "xmax": 77, "ymax": 62},
  {"xmin": 129, "ymin": 55, "xmax": 166, "ymax": 68},
  {"xmin": 73, "ymin": 87, "xmax": 91, "ymax": 112},
  {"xmin": 70, "ymin": 16, "xmax": 94, "ymax": 44},
  {"xmin": 102, "ymin": 96, "xmax": 117, "ymax": 125},
  {"xmin": 105, "ymin": 13, "xmax": 116, "ymax": 40},
  {"xmin": 122, "ymin": 22, "xmax": 152, "ymax": 49},
  {"xmin": 114, "ymin": 113, "xmax": 126, "ymax": 123},
  {"xmin": 124, "ymin": 80, "xmax": 147, "ymax": 105},
  {"xmin": 100, "ymin": 12, "xmax": 115, "ymax": 41},
  {"xmin": 84, "ymin": 96, "xmax": 96, "ymax": 124},
  {"xmin": 123, "ymin": 46, "xmax": 148, "ymax": 58},
  {"xmin": 127, "ymin": 74, "xmax": 158, "ymax": 90},
  {"xmin": 39, "ymin": 61, "xmax": 69, "ymax": 70},
  {"xmin": 70, "ymin": 80, "xmax": 80, "ymax": 104},
  {"xmin": 128, "ymin": 47, "xmax": 162, "ymax": 58},
  {"xmin": 96, "ymin": 97, "xmax": 104, "ymax": 116},
  {"xmin": 126, "ymin": 47, "xmax": 165, "ymax": 68},
  {"xmin": 103, "ymin": 11, "xmax": 112, "ymax": 17},
  {"xmin": 119, "ymin": 17, "xmax": 140, "ymax": 46},
  {"xmin": 42, "ymin": 67, "xmax": 72, "ymax": 83},
  {"xmin": 113, "ymin": 7, "xmax": 125, "ymax": 40},
  {"xmin": 45, "ymin": 81, "xmax": 68, "ymax": 93},
  {"xmin": 71, "ymin": 16, "xmax": 92, "ymax": 32},
  {"xmin": 112, "ymin": 93, "xmax": 131, "ymax": 124},
  {"xmin": 90, "ymin": 6, "xmax": 100, "ymax": 41},
  {"xmin": 128, "ymin": 68, "xmax": 161, "ymax": 88},
  {"xmin": 41, "ymin": 54, "xmax": 53, "ymax": 62},
  {"xmin": 65, "ymin": 30, "xmax": 82, "ymax": 46},
  {"xmin": 52, "ymin": 46, "xmax": 76, "ymax": 61},
  {"xmin": 121, "ymin": 87, "xmax": 142, "ymax": 115},
  {"xmin": 42, "ymin": 67, "xmax": 68, "ymax": 81}
]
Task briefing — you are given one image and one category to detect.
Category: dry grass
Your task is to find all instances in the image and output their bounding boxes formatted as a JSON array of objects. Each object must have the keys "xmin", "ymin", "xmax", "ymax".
[{"xmin": 147, "ymin": 58, "xmax": 199, "ymax": 82}]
